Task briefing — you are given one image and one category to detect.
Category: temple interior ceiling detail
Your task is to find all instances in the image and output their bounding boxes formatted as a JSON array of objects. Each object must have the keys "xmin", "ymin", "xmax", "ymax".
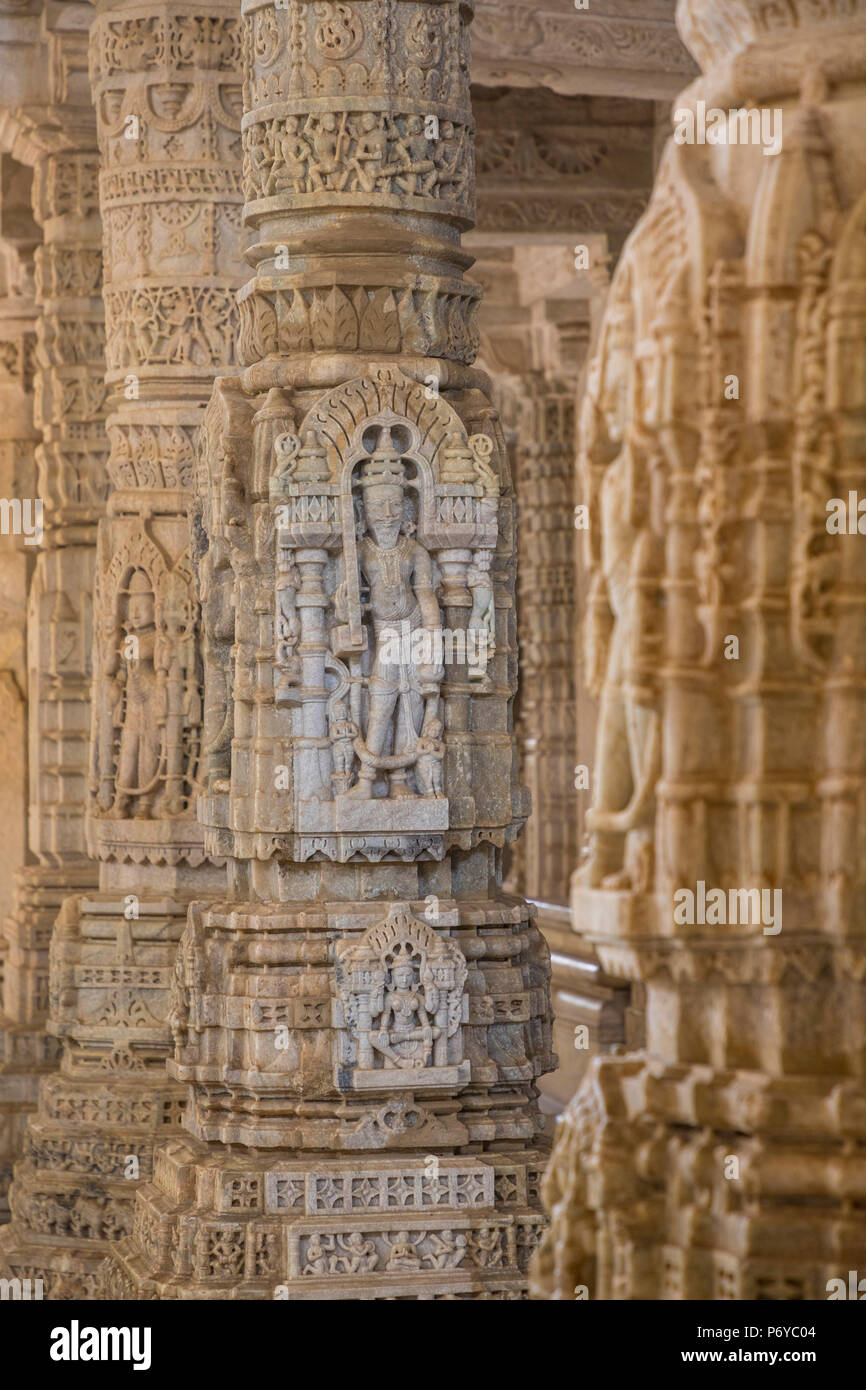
[{"xmin": 0, "ymin": 0, "xmax": 864, "ymax": 1321}]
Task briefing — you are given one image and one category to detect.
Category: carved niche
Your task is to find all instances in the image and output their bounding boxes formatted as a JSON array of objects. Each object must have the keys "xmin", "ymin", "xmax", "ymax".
[
  {"xmin": 197, "ymin": 364, "xmax": 501, "ymax": 863},
  {"xmin": 333, "ymin": 902, "xmax": 469, "ymax": 1090},
  {"xmin": 272, "ymin": 369, "xmax": 498, "ymax": 836}
]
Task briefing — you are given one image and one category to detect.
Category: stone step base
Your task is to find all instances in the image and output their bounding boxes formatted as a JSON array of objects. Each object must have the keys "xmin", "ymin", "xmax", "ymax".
[
  {"xmin": 534, "ymin": 1055, "xmax": 866, "ymax": 1299},
  {"xmin": 0, "ymin": 1221, "xmax": 107, "ymax": 1299},
  {"xmin": 104, "ymin": 1137, "xmax": 551, "ymax": 1299}
]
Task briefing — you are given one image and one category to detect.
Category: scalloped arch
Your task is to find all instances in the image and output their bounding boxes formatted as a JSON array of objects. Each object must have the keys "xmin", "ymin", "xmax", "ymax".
[
  {"xmin": 304, "ymin": 366, "xmax": 468, "ymax": 481},
  {"xmin": 102, "ymin": 531, "xmax": 170, "ymax": 626}
]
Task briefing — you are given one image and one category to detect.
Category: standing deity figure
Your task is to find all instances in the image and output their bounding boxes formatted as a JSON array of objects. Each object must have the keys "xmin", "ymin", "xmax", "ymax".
[
  {"xmin": 338, "ymin": 426, "xmax": 444, "ymax": 799},
  {"xmin": 436, "ymin": 121, "xmax": 465, "ymax": 201},
  {"xmin": 578, "ymin": 333, "xmax": 663, "ymax": 890},
  {"xmin": 415, "ymin": 717, "xmax": 445, "ymax": 797},
  {"xmin": 108, "ymin": 569, "xmax": 165, "ymax": 818},
  {"xmin": 328, "ymin": 695, "xmax": 360, "ymax": 793},
  {"xmin": 246, "ymin": 122, "xmax": 271, "ymax": 197}
]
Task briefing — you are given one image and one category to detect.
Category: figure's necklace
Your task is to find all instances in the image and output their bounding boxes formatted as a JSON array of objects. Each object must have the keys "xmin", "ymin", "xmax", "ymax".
[{"xmin": 369, "ymin": 536, "xmax": 408, "ymax": 587}]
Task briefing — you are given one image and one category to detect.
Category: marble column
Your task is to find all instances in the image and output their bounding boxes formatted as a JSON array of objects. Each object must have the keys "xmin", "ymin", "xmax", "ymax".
[
  {"xmin": 0, "ymin": 0, "xmax": 244, "ymax": 1296},
  {"xmin": 463, "ymin": 88, "xmax": 657, "ymax": 1114},
  {"xmin": 0, "ymin": 6, "xmax": 107, "ymax": 1254},
  {"xmin": 471, "ymin": 236, "xmax": 632, "ymax": 1110},
  {"xmin": 534, "ymin": 0, "xmax": 866, "ymax": 1301},
  {"xmin": 107, "ymin": 0, "xmax": 555, "ymax": 1300},
  {"xmin": 0, "ymin": 153, "xmax": 39, "ymax": 1220}
]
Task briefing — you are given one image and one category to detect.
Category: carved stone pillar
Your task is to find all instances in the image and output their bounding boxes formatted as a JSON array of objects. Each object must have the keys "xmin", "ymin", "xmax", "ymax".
[
  {"xmin": 0, "ymin": 0, "xmax": 243, "ymax": 1295},
  {"xmin": 0, "ymin": 154, "xmax": 39, "ymax": 1220},
  {"xmin": 106, "ymin": 0, "xmax": 554, "ymax": 1300},
  {"xmin": 472, "ymin": 238, "xmax": 630, "ymax": 1111},
  {"xmin": 0, "ymin": 5, "xmax": 108, "ymax": 1249},
  {"xmin": 513, "ymin": 377, "xmax": 578, "ymax": 911},
  {"xmin": 0, "ymin": 156, "xmax": 37, "ymax": 928},
  {"xmin": 534, "ymin": 0, "xmax": 866, "ymax": 1300}
]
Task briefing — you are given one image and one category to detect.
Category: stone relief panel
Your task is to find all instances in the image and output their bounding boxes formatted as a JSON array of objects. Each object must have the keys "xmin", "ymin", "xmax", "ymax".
[
  {"xmin": 472, "ymin": 86, "xmax": 654, "ymax": 239},
  {"xmin": 243, "ymin": 109, "xmax": 473, "ymax": 212},
  {"xmin": 32, "ymin": 152, "xmax": 107, "ymax": 531},
  {"xmin": 195, "ymin": 362, "xmax": 509, "ymax": 865},
  {"xmin": 168, "ymin": 895, "xmax": 551, "ymax": 1152},
  {"xmin": 103, "ymin": 287, "xmax": 239, "ymax": 375},
  {"xmin": 472, "ymin": 0, "xmax": 695, "ymax": 98},
  {"xmin": 243, "ymin": 0, "xmax": 469, "ymax": 108},
  {"xmin": 90, "ymin": 541, "xmax": 201, "ymax": 824},
  {"xmin": 333, "ymin": 902, "xmax": 469, "ymax": 1087}
]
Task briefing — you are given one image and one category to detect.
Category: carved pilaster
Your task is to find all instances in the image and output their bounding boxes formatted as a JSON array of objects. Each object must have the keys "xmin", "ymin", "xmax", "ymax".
[
  {"xmin": 106, "ymin": 0, "xmax": 554, "ymax": 1301},
  {"xmin": 0, "ymin": 0, "xmax": 243, "ymax": 1296},
  {"xmin": 0, "ymin": 5, "xmax": 107, "ymax": 1251},
  {"xmin": 470, "ymin": 238, "xmax": 630, "ymax": 1113},
  {"xmin": 534, "ymin": 0, "xmax": 866, "ymax": 1300},
  {"xmin": 0, "ymin": 154, "xmax": 37, "ymax": 931},
  {"xmin": 0, "ymin": 154, "xmax": 40, "ymax": 1220},
  {"xmin": 512, "ymin": 377, "xmax": 576, "ymax": 908}
]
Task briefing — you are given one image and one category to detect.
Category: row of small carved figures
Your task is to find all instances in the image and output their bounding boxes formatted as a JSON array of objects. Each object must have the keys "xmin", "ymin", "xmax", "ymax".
[
  {"xmin": 301, "ymin": 1225, "xmax": 511, "ymax": 1275},
  {"xmin": 245, "ymin": 112, "xmax": 469, "ymax": 200}
]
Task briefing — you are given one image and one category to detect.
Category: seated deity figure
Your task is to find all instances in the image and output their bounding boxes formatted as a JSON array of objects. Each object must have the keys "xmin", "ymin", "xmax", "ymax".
[
  {"xmin": 267, "ymin": 116, "xmax": 311, "ymax": 196},
  {"xmin": 370, "ymin": 957, "xmax": 440, "ymax": 1069},
  {"xmin": 304, "ymin": 111, "xmax": 348, "ymax": 191},
  {"xmin": 347, "ymin": 112, "xmax": 391, "ymax": 193},
  {"xmin": 108, "ymin": 569, "xmax": 165, "ymax": 818},
  {"xmin": 386, "ymin": 1232, "xmax": 421, "ymax": 1272},
  {"xmin": 338, "ymin": 426, "xmax": 444, "ymax": 798},
  {"xmin": 392, "ymin": 114, "xmax": 437, "ymax": 196}
]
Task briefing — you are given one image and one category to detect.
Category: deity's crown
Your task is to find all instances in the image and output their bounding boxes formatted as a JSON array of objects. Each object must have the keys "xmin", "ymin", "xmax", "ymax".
[
  {"xmin": 384, "ymin": 940, "xmax": 422, "ymax": 970},
  {"xmin": 127, "ymin": 570, "xmax": 151, "ymax": 595},
  {"xmin": 358, "ymin": 425, "xmax": 407, "ymax": 489}
]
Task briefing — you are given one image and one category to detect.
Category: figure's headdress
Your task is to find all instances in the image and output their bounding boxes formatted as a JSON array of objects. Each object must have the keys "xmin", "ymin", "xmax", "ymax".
[
  {"xmin": 127, "ymin": 570, "xmax": 151, "ymax": 596},
  {"xmin": 358, "ymin": 425, "xmax": 407, "ymax": 489}
]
